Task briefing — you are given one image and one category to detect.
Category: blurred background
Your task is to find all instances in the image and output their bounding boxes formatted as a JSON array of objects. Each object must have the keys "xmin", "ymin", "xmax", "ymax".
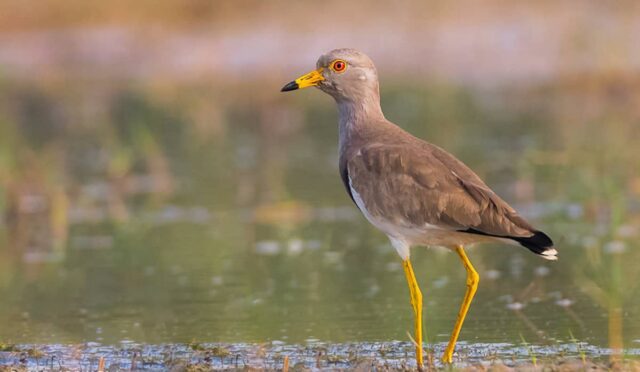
[{"xmin": 0, "ymin": 0, "xmax": 639, "ymax": 357}]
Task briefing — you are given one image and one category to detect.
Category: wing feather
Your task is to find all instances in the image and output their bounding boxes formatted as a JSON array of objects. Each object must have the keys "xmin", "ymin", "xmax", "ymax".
[{"xmin": 347, "ymin": 143, "xmax": 535, "ymax": 238}]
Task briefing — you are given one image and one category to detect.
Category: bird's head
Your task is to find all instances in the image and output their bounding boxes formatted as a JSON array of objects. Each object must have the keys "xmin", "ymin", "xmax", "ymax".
[{"xmin": 281, "ymin": 48, "xmax": 380, "ymax": 103}]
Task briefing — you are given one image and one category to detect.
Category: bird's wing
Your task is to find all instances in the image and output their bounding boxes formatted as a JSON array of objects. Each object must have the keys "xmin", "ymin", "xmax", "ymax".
[{"xmin": 346, "ymin": 143, "xmax": 535, "ymax": 238}]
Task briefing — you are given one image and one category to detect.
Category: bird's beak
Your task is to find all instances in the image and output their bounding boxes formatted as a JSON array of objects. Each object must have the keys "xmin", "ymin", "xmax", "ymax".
[{"xmin": 281, "ymin": 68, "xmax": 325, "ymax": 92}]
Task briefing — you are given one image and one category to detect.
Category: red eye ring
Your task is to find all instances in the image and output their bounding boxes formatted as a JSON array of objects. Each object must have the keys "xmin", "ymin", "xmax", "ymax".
[{"xmin": 331, "ymin": 60, "xmax": 346, "ymax": 72}]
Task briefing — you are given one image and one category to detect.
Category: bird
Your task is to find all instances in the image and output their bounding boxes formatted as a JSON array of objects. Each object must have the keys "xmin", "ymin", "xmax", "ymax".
[{"xmin": 281, "ymin": 48, "xmax": 556, "ymax": 368}]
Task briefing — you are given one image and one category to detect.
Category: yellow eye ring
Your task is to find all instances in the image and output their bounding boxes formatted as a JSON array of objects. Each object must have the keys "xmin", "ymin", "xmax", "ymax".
[{"xmin": 330, "ymin": 59, "xmax": 347, "ymax": 73}]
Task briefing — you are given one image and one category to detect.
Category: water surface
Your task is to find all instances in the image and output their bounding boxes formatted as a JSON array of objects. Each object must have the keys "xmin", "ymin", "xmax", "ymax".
[{"xmin": 0, "ymin": 78, "xmax": 639, "ymax": 365}]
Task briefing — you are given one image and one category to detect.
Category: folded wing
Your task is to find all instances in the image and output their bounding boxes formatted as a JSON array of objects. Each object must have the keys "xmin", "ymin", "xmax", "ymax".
[{"xmin": 346, "ymin": 143, "xmax": 538, "ymax": 239}]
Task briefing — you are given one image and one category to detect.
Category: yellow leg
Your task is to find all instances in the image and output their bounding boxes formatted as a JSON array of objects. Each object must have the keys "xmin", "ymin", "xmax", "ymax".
[
  {"xmin": 442, "ymin": 245, "xmax": 479, "ymax": 364},
  {"xmin": 403, "ymin": 259, "xmax": 424, "ymax": 369}
]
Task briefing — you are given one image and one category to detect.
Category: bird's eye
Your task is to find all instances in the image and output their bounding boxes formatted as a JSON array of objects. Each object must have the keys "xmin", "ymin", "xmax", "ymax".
[{"xmin": 331, "ymin": 60, "xmax": 347, "ymax": 73}]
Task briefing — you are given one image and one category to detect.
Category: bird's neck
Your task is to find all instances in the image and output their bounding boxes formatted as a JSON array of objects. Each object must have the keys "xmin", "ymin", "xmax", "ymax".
[
  {"xmin": 337, "ymin": 96, "xmax": 384, "ymax": 130},
  {"xmin": 337, "ymin": 96, "xmax": 385, "ymax": 154}
]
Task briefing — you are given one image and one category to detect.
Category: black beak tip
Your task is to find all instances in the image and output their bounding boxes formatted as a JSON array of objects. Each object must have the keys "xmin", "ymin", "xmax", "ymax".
[{"xmin": 281, "ymin": 81, "xmax": 299, "ymax": 92}]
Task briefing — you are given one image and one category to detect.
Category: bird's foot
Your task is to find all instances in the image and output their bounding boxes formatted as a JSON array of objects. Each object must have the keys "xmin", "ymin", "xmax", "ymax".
[{"xmin": 441, "ymin": 348, "xmax": 453, "ymax": 364}]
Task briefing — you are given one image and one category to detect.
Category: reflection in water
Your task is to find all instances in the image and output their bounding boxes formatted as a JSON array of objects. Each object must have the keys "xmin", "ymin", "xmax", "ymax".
[{"xmin": 0, "ymin": 77, "xmax": 639, "ymax": 364}]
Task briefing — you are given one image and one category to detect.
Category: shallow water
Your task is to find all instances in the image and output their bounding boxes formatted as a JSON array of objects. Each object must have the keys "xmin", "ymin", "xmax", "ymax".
[{"xmin": 0, "ymin": 78, "xmax": 639, "ymax": 367}]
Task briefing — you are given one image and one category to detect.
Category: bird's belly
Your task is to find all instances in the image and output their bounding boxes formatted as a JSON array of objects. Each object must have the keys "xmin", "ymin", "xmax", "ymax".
[{"xmin": 364, "ymin": 215, "xmax": 494, "ymax": 248}]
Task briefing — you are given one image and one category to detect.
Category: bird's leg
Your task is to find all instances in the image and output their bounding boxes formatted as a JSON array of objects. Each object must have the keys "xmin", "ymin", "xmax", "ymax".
[
  {"xmin": 442, "ymin": 245, "xmax": 479, "ymax": 364},
  {"xmin": 402, "ymin": 259, "xmax": 424, "ymax": 369}
]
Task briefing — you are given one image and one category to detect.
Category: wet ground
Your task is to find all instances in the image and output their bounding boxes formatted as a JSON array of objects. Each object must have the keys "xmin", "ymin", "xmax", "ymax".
[{"xmin": 1, "ymin": 341, "xmax": 639, "ymax": 371}]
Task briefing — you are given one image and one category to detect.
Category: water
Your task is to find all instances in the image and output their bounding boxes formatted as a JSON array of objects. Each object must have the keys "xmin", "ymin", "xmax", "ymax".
[{"xmin": 0, "ymin": 77, "xmax": 639, "ymax": 368}]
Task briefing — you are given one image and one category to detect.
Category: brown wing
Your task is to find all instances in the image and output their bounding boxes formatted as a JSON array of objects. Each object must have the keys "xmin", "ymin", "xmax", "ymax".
[{"xmin": 346, "ymin": 143, "xmax": 535, "ymax": 238}]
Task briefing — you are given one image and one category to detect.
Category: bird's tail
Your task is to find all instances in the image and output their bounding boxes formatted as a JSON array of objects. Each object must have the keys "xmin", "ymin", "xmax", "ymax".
[{"xmin": 512, "ymin": 230, "xmax": 557, "ymax": 261}]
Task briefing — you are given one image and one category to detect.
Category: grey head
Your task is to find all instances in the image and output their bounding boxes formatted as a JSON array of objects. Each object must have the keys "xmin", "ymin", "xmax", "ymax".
[{"xmin": 281, "ymin": 48, "xmax": 381, "ymax": 105}]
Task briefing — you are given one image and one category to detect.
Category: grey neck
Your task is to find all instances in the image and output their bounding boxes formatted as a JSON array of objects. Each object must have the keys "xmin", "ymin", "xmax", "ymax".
[{"xmin": 337, "ymin": 95, "xmax": 385, "ymax": 152}]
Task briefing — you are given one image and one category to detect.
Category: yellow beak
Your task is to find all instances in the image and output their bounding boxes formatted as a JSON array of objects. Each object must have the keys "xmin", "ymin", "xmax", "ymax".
[{"xmin": 281, "ymin": 68, "xmax": 325, "ymax": 92}]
